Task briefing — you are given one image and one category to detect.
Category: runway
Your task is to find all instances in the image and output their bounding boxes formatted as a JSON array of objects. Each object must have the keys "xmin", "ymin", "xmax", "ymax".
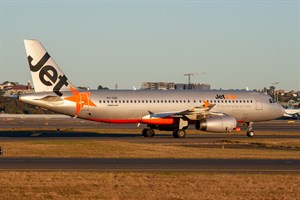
[
  {"xmin": 1, "ymin": 115, "xmax": 300, "ymax": 132},
  {"xmin": 0, "ymin": 115, "xmax": 299, "ymax": 172},
  {"xmin": 0, "ymin": 158, "xmax": 299, "ymax": 172}
]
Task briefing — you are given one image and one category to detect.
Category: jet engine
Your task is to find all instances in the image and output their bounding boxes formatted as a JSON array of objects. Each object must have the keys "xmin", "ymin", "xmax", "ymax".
[{"xmin": 195, "ymin": 116, "xmax": 237, "ymax": 133}]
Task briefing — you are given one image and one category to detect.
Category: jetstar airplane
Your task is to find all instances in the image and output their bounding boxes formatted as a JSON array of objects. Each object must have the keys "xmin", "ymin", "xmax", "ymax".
[{"xmin": 19, "ymin": 39, "xmax": 284, "ymax": 138}]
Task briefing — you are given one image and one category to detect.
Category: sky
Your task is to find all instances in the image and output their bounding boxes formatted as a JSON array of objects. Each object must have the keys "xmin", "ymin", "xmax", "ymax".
[{"xmin": 0, "ymin": 0, "xmax": 299, "ymax": 91}]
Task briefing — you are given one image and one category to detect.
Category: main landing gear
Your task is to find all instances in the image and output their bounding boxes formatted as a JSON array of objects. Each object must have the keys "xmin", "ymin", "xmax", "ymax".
[
  {"xmin": 246, "ymin": 122, "xmax": 254, "ymax": 137},
  {"xmin": 141, "ymin": 128, "xmax": 187, "ymax": 138},
  {"xmin": 172, "ymin": 129, "xmax": 186, "ymax": 138},
  {"xmin": 142, "ymin": 128, "xmax": 155, "ymax": 137}
]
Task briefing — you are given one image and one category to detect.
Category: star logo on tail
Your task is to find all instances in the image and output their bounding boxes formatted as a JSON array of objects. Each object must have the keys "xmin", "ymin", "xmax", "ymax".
[{"xmin": 64, "ymin": 86, "xmax": 96, "ymax": 116}]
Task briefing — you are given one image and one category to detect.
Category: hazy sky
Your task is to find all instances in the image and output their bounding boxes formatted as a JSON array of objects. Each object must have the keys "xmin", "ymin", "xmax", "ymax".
[{"xmin": 0, "ymin": 0, "xmax": 299, "ymax": 90}]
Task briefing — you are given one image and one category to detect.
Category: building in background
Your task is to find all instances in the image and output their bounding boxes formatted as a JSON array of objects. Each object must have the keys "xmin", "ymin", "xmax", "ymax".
[
  {"xmin": 0, "ymin": 81, "xmax": 33, "ymax": 95},
  {"xmin": 141, "ymin": 82, "xmax": 175, "ymax": 90}
]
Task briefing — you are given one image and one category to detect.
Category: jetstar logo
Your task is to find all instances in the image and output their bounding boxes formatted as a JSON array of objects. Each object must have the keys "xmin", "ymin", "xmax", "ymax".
[
  {"xmin": 202, "ymin": 100, "xmax": 211, "ymax": 108},
  {"xmin": 28, "ymin": 53, "xmax": 69, "ymax": 97},
  {"xmin": 215, "ymin": 94, "xmax": 236, "ymax": 100},
  {"xmin": 64, "ymin": 86, "xmax": 96, "ymax": 116}
]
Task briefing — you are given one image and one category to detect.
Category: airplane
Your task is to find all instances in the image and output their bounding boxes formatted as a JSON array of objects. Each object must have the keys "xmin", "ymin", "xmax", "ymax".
[{"xmin": 19, "ymin": 39, "xmax": 284, "ymax": 138}]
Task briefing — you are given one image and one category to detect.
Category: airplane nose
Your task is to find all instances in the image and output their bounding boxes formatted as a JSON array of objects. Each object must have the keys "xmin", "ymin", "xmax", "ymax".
[{"xmin": 277, "ymin": 104, "xmax": 285, "ymax": 118}]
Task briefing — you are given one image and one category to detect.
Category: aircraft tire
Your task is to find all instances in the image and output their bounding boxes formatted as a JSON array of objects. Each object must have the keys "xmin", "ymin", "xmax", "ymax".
[
  {"xmin": 143, "ymin": 128, "xmax": 155, "ymax": 137},
  {"xmin": 172, "ymin": 130, "xmax": 179, "ymax": 138},
  {"xmin": 142, "ymin": 128, "xmax": 147, "ymax": 137},
  {"xmin": 246, "ymin": 131, "xmax": 254, "ymax": 137},
  {"xmin": 172, "ymin": 129, "xmax": 186, "ymax": 138},
  {"xmin": 177, "ymin": 129, "xmax": 186, "ymax": 138}
]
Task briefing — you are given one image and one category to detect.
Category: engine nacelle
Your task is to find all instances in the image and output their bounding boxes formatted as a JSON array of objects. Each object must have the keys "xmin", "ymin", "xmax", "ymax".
[{"xmin": 197, "ymin": 116, "xmax": 237, "ymax": 133}]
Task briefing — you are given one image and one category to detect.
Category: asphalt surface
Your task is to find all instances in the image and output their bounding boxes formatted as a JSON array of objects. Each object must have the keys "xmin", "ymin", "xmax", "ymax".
[
  {"xmin": 0, "ymin": 116, "xmax": 299, "ymax": 172},
  {"xmin": 0, "ymin": 158, "xmax": 299, "ymax": 172},
  {"xmin": 1, "ymin": 115, "xmax": 300, "ymax": 132}
]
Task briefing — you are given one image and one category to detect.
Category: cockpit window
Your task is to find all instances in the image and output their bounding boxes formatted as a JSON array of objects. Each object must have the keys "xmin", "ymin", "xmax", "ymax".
[{"xmin": 269, "ymin": 99, "xmax": 276, "ymax": 103}]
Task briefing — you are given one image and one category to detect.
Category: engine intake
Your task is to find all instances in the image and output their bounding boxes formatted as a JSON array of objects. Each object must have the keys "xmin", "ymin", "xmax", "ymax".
[{"xmin": 197, "ymin": 116, "xmax": 237, "ymax": 133}]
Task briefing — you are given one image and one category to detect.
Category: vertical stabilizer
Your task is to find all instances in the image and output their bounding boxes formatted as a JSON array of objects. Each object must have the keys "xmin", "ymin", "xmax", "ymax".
[{"xmin": 24, "ymin": 39, "xmax": 75, "ymax": 96}]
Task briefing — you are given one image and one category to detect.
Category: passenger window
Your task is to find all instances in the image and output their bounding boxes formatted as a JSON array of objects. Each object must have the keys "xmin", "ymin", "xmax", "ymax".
[
  {"xmin": 99, "ymin": 100, "xmax": 101, "ymax": 103},
  {"xmin": 103, "ymin": 100, "xmax": 105, "ymax": 103}
]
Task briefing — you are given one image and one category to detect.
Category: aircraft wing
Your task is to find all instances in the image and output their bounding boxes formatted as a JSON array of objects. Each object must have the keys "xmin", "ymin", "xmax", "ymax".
[{"xmin": 145, "ymin": 102, "xmax": 223, "ymax": 121}]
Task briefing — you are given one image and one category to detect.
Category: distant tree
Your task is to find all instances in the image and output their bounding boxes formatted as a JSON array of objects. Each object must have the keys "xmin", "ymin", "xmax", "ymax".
[
  {"xmin": 269, "ymin": 86, "xmax": 275, "ymax": 91},
  {"xmin": 98, "ymin": 85, "xmax": 109, "ymax": 90}
]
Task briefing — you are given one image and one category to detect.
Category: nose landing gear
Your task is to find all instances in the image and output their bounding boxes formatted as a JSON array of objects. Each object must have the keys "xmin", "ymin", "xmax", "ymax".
[
  {"xmin": 142, "ymin": 128, "xmax": 155, "ymax": 137},
  {"xmin": 246, "ymin": 122, "xmax": 254, "ymax": 137}
]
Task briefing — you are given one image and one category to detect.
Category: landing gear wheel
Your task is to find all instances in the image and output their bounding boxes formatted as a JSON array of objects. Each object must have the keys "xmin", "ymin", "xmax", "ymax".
[
  {"xmin": 246, "ymin": 131, "xmax": 254, "ymax": 137},
  {"xmin": 172, "ymin": 130, "xmax": 179, "ymax": 138},
  {"xmin": 246, "ymin": 122, "xmax": 255, "ymax": 138},
  {"xmin": 177, "ymin": 129, "xmax": 186, "ymax": 138},
  {"xmin": 142, "ymin": 128, "xmax": 155, "ymax": 137},
  {"xmin": 172, "ymin": 129, "xmax": 186, "ymax": 138}
]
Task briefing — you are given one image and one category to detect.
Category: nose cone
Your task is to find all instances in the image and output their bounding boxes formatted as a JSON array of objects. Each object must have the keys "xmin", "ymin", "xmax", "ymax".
[{"xmin": 275, "ymin": 104, "xmax": 285, "ymax": 119}]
